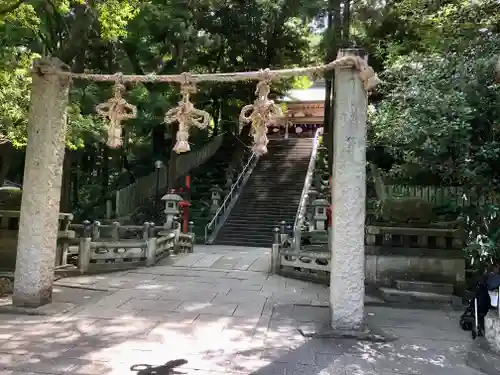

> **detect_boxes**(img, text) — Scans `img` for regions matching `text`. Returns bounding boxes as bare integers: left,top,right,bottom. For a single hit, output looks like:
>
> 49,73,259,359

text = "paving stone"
175,301,237,316
0,247,488,375
6,355,81,374
225,289,273,300
223,271,269,281
120,298,182,312
173,254,209,267
63,359,132,375
214,290,268,305
233,256,262,271
159,290,218,303
190,254,224,268
2,371,59,375
52,287,110,305
247,256,271,272
290,305,330,322
233,303,266,318
91,292,133,308
232,279,265,291
210,256,244,270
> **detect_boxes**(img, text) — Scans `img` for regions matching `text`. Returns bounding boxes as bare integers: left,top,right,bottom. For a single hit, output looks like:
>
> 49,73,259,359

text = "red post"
185,175,191,232
179,200,191,233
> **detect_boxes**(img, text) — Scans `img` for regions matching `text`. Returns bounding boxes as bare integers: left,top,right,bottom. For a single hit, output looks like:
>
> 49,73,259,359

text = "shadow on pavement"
130,359,188,375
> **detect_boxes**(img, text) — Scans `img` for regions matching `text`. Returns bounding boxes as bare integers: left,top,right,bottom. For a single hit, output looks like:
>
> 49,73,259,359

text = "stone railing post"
280,220,286,234
329,48,368,331
91,221,101,241
78,220,92,274
280,220,287,243
111,221,120,241
271,227,281,274
13,58,71,308
145,222,157,266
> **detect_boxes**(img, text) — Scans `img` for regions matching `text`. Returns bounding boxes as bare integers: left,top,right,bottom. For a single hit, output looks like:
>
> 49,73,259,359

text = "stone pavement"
0,245,485,375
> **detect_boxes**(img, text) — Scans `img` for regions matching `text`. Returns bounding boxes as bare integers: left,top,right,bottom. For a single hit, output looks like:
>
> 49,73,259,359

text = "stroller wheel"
460,316,473,331
461,321,473,331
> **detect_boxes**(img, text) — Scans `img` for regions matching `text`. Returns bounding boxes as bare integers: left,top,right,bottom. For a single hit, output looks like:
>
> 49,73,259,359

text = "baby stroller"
460,273,500,339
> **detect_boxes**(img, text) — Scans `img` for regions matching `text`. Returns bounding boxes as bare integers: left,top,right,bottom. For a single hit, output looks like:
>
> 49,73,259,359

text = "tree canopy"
1,0,500,264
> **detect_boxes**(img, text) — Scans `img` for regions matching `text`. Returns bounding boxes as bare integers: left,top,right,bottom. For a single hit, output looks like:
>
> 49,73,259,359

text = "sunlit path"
0,245,483,375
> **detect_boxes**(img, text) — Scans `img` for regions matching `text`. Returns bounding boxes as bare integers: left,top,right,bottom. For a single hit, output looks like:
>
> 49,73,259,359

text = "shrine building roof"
278,79,326,103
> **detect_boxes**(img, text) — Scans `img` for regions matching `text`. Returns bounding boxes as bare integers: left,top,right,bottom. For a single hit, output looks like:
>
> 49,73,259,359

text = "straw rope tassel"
164,74,211,154
239,69,283,156
95,77,137,148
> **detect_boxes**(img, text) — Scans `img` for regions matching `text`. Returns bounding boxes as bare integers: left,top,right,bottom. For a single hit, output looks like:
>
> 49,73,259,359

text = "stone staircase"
213,138,313,247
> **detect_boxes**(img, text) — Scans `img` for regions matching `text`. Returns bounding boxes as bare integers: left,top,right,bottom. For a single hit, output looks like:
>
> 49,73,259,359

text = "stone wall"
275,225,465,292
365,225,465,291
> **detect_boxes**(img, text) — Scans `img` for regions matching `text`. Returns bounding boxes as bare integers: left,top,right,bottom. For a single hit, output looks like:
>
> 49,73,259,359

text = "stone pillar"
329,49,368,330
13,58,70,308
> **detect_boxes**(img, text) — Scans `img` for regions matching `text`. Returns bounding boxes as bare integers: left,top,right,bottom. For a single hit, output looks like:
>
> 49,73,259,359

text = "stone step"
395,280,454,295
227,212,296,220
242,188,304,194
230,205,298,213
213,235,273,247
214,137,313,247
213,230,274,238
379,287,460,309
221,224,287,232
225,217,294,225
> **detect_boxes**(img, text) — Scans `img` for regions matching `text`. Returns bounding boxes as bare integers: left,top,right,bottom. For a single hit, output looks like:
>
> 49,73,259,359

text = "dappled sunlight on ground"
0,247,484,374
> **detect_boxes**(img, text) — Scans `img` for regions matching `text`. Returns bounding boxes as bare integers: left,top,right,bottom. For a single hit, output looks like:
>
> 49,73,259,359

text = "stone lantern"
210,185,224,214
161,191,182,229
311,198,329,231
224,168,234,195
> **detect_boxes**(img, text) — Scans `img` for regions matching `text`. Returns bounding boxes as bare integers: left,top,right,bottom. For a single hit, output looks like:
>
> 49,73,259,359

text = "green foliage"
462,205,500,269
366,0,500,267
0,0,322,215
370,33,500,187
0,47,34,147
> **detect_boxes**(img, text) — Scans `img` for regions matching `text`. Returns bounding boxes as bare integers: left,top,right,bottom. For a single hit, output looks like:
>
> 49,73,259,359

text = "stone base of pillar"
298,320,397,343
466,338,500,375
0,300,75,316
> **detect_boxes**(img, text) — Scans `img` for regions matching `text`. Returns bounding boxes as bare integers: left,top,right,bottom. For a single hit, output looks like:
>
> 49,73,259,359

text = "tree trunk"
102,145,109,197
60,149,72,212
167,42,185,190
0,142,12,186
342,0,351,46
167,122,179,190
72,154,80,208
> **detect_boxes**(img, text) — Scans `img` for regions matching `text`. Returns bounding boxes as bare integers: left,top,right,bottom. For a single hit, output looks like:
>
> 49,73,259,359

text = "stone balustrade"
271,223,466,290
0,209,75,269
69,220,194,273
0,210,195,275
364,225,465,290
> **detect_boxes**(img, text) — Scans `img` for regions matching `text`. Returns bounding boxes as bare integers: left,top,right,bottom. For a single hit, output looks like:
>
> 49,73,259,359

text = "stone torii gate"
11,49,379,331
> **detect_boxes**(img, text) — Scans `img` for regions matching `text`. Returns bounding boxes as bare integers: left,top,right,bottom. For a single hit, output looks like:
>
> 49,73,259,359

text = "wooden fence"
386,185,500,207
115,135,224,218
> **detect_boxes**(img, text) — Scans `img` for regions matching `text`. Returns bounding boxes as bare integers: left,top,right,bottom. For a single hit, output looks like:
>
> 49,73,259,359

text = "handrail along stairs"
204,151,258,244
292,127,323,250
